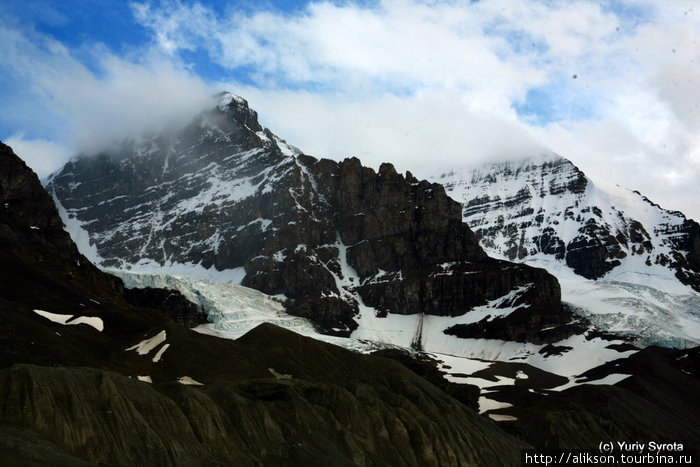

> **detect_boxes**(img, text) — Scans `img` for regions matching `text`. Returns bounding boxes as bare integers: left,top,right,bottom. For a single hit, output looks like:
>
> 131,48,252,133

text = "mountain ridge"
3,102,700,463
431,152,700,290
48,92,565,340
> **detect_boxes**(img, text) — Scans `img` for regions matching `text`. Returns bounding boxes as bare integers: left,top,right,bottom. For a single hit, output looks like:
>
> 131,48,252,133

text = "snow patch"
126,330,167,355
178,376,204,386
478,396,513,414
488,414,518,422
51,193,103,265
33,309,104,332
152,343,170,363
553,373,631,391
268,368,293,380
274,135,302,157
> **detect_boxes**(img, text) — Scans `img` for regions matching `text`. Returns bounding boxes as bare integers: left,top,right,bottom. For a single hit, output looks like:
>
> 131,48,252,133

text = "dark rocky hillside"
494,346,700,451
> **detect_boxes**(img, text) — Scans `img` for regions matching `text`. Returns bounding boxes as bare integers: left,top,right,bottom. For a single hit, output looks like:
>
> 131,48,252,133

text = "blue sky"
1,0,700,220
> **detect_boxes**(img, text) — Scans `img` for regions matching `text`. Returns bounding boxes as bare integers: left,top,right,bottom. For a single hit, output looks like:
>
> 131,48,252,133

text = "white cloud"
231,86,546,174
534,117,700,220
131,0,700,218
133,0,548,104
2,0,699,221
4,136,72,180
58,54,216,154
0,17,215,171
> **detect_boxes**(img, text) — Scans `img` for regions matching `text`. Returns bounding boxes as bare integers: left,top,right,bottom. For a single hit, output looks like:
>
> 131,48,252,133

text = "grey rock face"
435,154,700,291
49,94,563,336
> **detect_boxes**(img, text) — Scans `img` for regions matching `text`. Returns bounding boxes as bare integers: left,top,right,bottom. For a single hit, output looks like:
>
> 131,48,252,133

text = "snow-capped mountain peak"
433,153,700,291
217,91,247,109
428,153,700,347
48,93,564,339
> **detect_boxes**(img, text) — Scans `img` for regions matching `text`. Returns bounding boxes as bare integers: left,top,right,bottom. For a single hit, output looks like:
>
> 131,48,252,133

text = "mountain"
48,93,564,341
2,139,536,466
43,92,698,384
430,153,700,348
4,102,700,463
432,153,700,287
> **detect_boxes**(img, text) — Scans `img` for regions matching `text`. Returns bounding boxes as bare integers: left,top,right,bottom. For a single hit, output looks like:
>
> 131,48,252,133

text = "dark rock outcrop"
0,142,121,297
123,287,208,328
444,302,584,344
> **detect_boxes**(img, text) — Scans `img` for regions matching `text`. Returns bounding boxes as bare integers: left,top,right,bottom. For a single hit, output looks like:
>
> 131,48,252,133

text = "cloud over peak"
1,0,699,219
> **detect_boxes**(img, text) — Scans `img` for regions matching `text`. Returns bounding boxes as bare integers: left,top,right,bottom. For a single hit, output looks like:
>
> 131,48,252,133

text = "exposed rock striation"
0,326,531,467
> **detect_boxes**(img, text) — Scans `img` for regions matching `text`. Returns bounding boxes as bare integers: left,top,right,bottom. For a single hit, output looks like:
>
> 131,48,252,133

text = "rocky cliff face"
48,93,563,338
0,142,205,334
432,153,700,292
0,142,106,285
123,286,208,328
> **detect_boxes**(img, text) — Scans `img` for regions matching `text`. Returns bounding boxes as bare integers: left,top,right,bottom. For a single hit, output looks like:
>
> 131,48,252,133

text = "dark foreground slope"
0,325,528,467
0,141,530,465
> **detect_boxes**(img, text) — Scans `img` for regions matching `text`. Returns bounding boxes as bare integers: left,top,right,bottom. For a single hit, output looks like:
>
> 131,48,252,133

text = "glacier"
113,269,639,410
